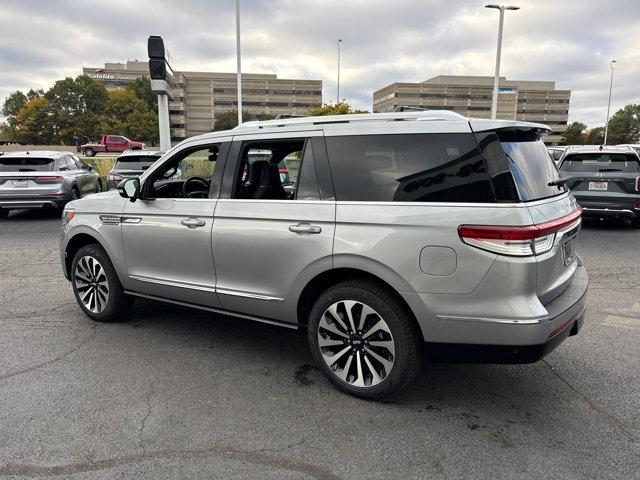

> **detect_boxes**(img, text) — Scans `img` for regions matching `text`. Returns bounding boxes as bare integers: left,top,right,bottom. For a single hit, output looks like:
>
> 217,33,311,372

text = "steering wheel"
182,176,210,198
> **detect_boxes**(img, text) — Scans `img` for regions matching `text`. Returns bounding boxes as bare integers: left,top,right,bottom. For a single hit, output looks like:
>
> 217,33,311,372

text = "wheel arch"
296,266,424,341
63,227,126,285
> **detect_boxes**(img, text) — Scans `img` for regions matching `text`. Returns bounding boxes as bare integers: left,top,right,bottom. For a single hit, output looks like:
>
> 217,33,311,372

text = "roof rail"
233,110,467,130
393,106,427,112
275,113,306,119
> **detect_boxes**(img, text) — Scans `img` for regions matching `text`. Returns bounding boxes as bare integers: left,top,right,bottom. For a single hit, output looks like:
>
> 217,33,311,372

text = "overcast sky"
1,0,638,127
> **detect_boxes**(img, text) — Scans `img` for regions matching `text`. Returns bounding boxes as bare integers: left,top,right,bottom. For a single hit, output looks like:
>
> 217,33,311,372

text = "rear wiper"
598,168,621,172
548,177,571,187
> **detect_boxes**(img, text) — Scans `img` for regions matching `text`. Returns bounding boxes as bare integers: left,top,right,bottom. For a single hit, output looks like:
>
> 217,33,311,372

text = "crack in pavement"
0,441,340,479
0,325,98,382
138,383,155,452
542,359,639,443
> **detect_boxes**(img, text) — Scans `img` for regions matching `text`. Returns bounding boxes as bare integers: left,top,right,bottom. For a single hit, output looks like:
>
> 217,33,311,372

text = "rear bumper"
423,265,588,364
573,193,639,219
581,207,637,219
0,197,67,209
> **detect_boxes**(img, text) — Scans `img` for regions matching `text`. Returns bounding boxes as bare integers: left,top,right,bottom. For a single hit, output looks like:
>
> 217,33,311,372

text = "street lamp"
337,39,342,104
603,60,616,145
485,4,520,120
236,0,242,125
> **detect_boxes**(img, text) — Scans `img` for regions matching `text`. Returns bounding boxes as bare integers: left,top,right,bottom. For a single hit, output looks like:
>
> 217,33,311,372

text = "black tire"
84,148,96,157
70,186,80,201
71,243,134,322
96,180,102,193
0,209,8,219
307,280,423,400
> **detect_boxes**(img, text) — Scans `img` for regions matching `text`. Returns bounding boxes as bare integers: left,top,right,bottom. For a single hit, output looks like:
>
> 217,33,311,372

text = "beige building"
83,61,322,141
373,75,571,144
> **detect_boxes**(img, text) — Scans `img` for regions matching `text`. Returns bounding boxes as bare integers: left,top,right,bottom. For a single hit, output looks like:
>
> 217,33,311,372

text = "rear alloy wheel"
71,244,133,322
308,281,423,399
84,148,96,157
96,180,102,193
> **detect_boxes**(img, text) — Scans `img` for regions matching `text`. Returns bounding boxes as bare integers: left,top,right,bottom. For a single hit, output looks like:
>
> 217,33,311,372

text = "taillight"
35,176,63,183
458,210,582,257
635,176,640,192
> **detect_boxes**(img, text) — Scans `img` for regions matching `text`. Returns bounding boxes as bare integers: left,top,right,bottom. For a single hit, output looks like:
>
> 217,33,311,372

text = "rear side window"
494,130,565,201
560,153,640,173
0,157,55,172
325,133,495,203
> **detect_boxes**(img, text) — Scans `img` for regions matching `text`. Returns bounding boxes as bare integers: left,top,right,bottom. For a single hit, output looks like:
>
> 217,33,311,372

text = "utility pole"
603,60,616,145
337,39,342,103
236,0,242,125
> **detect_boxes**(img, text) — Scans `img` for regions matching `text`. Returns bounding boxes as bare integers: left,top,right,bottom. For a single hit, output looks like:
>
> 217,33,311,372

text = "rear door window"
560,153,640,172
325,133,495,203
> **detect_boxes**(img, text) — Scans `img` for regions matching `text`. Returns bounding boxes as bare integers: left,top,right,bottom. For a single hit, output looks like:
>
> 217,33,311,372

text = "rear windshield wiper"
548,177,571,187
598,168,621,172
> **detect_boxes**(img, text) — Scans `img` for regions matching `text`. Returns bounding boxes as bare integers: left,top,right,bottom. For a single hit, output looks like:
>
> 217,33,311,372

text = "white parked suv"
60,111,588,399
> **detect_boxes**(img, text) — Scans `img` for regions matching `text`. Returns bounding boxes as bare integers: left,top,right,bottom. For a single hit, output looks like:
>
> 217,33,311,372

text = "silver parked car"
60,111,588,399
106,150,163,190
0,151,101,218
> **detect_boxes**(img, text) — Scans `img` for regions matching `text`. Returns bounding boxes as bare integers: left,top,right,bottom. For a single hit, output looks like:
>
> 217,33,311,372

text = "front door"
121,140,229,307
212,133,335,324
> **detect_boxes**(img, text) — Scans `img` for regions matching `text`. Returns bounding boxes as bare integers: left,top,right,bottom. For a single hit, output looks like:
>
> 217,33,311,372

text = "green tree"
14,97,54,144
584,127,605,145
126,109,159,145
606,104,640,144
2,91,28,119
127,77,158,111
26,89,44,101
560,122,586,145
213,110,275,131
308,102,368,116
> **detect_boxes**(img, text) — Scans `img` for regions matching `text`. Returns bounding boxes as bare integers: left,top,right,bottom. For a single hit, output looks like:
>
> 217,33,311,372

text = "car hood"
66,190,125,213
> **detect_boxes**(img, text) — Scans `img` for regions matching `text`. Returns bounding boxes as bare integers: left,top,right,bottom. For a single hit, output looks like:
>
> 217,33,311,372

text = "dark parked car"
0,151,101,218
558,145,640,224
106,150,163,190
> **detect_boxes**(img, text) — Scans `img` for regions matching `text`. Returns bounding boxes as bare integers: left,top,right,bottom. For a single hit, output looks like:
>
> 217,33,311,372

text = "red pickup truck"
80,135,145,157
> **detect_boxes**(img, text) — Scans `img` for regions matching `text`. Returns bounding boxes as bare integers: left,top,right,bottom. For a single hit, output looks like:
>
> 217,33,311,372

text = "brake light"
636,176,640,192
35,176,63,183
458,210,582,257
279,169,289,174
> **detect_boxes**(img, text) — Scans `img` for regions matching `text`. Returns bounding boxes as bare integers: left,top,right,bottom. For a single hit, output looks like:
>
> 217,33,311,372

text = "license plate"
562,241,574,266
12,180,28,188
588,181,608,191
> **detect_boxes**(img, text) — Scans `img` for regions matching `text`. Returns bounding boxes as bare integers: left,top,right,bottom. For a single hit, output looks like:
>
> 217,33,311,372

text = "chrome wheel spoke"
352,351,365,387
343,300,357,333
364,355,383,384
326,304,349,333
367,339,395,357
322,345,351,366
362,318,391,339
358,305,377,332
335,353,354,382
319,315,348,339
318,336,345,348
364,346,394,373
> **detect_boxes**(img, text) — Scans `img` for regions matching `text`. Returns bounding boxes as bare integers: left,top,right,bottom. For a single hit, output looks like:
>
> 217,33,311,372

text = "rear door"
559,152,640,211
212,131,335,324
475,128,580,305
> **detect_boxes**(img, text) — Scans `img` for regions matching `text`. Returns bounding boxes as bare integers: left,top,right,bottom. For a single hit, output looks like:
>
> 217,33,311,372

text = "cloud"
0,0,638,128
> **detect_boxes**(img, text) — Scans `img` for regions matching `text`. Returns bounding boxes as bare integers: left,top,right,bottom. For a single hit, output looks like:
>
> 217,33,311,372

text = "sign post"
148,36,172,152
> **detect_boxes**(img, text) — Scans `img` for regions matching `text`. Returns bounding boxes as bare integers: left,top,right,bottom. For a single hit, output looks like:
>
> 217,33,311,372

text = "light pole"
603,60,616,145
485,4,519,120
236,0,242,125
337,39,342,104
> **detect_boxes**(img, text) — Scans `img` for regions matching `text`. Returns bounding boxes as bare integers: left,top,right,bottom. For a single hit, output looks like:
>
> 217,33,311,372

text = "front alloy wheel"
74,255,110,313
318,300,395,388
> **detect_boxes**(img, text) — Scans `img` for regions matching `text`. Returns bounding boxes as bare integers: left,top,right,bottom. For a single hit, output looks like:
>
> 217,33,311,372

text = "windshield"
560,153,640,173
496,130,565,201
113,156,159,171
0,157,55,172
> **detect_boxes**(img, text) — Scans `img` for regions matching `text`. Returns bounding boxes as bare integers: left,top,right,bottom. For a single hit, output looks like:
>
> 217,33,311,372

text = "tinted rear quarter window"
325,133,495,203
560,153,640,172
114,156,159,170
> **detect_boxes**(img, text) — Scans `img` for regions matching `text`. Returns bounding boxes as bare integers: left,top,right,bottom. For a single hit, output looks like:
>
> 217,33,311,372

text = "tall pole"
236,0,242,125
337,39,342,104
603,60,616,145
485,5,519,120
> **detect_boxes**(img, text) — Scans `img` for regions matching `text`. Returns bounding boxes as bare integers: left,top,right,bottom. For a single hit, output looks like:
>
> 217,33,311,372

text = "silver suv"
60,111,588,399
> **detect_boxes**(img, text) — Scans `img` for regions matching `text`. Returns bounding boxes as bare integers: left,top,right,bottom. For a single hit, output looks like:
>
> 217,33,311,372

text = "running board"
123,290,299,330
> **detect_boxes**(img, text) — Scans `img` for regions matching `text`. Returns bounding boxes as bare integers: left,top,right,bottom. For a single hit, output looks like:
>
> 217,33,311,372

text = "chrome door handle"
181,218,206,229
289,223,322,235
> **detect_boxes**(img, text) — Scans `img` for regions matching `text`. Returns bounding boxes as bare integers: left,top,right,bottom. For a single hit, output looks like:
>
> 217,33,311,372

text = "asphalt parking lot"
0,209,638,479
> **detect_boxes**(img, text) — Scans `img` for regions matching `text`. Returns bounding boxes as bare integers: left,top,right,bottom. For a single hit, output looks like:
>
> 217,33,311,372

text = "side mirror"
118,178,140,202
